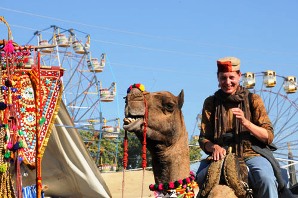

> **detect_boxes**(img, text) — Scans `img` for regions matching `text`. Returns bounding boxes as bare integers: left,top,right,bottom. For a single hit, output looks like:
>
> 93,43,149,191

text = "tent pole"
36,51,42,198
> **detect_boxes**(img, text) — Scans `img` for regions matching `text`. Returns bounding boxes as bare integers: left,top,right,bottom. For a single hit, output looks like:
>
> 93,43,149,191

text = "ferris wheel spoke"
63,55,87,89
274,111,298,141
66,81,97,106
74,98,101,123
275,118,298,136
274,105,298,142
80,71,97,84
266,90,281,114
275,140,298,152
258,89,298,146
274,151,289,158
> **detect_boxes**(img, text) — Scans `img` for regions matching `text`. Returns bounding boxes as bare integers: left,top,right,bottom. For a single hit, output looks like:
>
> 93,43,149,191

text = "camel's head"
123,84,186,150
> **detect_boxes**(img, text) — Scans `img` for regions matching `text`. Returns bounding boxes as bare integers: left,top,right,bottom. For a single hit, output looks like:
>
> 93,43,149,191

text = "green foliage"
79,129,98,160
117,130,152,170
79,128,121,168
189,136,202,162
79,128,152,170
100,137,120,165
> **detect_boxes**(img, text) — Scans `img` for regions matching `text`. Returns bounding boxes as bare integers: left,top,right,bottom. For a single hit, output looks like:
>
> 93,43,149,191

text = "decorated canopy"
21,102,112,198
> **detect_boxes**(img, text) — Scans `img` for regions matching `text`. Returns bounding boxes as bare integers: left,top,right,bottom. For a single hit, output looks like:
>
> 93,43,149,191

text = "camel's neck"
151,135,190,184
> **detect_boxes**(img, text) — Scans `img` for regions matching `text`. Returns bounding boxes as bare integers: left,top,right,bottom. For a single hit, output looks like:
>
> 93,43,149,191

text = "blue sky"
1,1,298,147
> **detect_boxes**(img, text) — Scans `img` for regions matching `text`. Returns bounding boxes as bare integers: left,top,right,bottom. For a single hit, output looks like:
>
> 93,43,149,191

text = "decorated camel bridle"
122,83,148,198
122,84,197,198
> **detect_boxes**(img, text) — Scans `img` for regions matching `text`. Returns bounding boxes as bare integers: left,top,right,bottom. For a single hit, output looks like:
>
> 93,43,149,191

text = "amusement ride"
26,25,121,170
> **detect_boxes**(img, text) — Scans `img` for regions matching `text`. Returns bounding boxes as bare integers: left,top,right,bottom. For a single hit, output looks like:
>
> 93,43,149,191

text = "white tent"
21,102,112,198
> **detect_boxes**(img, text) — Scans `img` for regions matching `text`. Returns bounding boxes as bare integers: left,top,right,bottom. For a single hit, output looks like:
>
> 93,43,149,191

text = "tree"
189,135,202,162
117,129,152,170
79,128,121,168
79,128,98,161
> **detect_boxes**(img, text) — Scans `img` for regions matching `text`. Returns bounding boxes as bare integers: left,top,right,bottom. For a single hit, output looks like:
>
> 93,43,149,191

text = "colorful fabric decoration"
0,42,63,197
22,66,63,166
0,51,63,165
127,83,145,93
22,185,45,198
149,172,198,198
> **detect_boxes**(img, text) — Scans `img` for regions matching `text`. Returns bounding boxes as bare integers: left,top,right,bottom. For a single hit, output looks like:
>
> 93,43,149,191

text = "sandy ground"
101,170,155,198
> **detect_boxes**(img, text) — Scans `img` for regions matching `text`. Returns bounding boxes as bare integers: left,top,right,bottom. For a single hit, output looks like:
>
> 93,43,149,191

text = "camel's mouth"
123,116,144,131
123,117,140,124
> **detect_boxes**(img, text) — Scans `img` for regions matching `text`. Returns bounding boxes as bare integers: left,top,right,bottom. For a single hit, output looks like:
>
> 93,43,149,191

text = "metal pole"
288,142,297,187
96,111,103,166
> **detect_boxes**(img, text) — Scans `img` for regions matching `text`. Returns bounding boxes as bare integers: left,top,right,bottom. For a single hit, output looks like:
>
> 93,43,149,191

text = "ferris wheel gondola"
87,53,106,73
101,118,120,139
37,33,55,54
100,81,116,102
56,33,70,47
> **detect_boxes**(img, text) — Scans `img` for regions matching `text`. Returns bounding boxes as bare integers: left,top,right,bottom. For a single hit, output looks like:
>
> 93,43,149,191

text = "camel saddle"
199,153,252,198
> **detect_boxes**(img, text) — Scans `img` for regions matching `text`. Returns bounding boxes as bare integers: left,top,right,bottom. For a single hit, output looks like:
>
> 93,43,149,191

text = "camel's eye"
164,102,175,112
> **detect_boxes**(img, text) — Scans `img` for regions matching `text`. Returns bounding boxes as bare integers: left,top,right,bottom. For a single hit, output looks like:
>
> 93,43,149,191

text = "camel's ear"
178,89,184,109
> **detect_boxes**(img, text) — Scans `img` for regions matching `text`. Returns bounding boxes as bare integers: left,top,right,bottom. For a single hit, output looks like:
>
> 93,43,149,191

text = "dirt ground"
101,170,155,198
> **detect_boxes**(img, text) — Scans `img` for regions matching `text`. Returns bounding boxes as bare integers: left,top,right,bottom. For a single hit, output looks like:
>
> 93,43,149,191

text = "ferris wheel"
241,70,298,180
26,25,120,138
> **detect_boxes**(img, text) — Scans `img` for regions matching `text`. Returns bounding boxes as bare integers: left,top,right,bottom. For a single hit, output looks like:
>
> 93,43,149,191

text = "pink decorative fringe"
3,40,15,54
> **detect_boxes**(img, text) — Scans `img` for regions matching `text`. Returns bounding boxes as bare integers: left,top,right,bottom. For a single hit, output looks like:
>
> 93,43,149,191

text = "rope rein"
141,95,148,198
121,130,128,198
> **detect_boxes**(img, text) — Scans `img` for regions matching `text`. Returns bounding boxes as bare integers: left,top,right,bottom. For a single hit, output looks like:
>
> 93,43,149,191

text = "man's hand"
231,107,269,143
231,108,250,127
212,144,226,161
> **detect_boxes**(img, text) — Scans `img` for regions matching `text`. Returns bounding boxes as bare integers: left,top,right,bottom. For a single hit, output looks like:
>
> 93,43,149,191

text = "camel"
122,84,245,198
123,85,190,183
123,85,197,196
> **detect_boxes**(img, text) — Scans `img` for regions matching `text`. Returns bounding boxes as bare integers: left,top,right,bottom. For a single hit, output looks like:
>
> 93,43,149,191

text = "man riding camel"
192,56,294,198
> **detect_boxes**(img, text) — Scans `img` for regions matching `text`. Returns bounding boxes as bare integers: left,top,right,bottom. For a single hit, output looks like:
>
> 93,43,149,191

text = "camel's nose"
127,88,145,102
125,88,146,117
130,87,143,94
